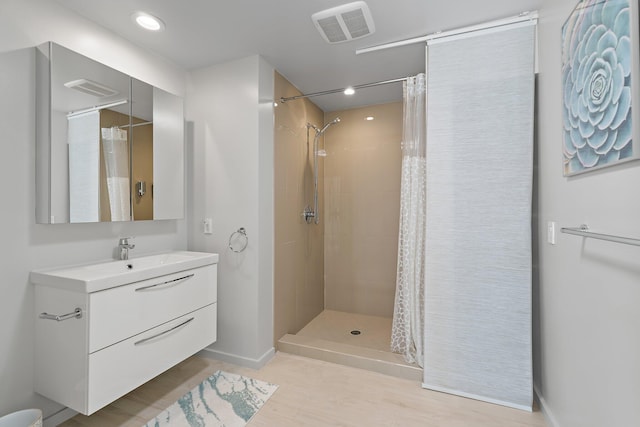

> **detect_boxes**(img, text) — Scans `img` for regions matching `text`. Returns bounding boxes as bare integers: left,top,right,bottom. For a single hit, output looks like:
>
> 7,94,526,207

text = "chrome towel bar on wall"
561,224,640,247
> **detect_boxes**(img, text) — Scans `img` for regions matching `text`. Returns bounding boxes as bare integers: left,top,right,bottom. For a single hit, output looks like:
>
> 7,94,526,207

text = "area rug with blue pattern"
143,370,278,426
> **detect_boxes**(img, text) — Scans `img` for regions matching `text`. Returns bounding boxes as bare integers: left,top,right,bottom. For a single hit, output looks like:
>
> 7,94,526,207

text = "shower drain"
350,330,361,335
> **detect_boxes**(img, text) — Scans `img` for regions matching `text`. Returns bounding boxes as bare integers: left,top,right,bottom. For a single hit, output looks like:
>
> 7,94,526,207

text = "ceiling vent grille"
64,79,119,97
312,1,375,44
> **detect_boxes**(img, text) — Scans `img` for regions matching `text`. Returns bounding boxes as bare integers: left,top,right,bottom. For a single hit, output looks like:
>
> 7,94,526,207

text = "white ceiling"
55,0,542,112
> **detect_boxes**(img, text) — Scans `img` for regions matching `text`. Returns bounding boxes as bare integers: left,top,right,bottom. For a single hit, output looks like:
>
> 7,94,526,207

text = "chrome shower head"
319,116,341,134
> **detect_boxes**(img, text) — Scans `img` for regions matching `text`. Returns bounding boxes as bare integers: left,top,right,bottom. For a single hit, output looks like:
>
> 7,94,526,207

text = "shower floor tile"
296,309,394,353
279,310,420,381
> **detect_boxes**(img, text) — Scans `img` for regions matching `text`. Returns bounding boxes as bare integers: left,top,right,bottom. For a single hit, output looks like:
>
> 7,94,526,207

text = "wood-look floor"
60,352,547,427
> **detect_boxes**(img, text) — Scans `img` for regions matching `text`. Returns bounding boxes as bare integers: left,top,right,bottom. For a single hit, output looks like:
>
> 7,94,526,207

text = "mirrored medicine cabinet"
36,42,184,224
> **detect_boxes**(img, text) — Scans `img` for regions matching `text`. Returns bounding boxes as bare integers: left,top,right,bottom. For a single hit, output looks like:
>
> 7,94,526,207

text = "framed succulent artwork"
562,0,639,175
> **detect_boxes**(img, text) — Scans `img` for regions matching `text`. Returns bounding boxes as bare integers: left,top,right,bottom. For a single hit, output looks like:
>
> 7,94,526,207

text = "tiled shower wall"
273,72,325,341
324,103,403,318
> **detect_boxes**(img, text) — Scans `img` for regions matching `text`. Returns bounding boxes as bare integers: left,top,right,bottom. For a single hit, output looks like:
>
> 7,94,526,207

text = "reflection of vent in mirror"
312,1,375,44
64,78,119,97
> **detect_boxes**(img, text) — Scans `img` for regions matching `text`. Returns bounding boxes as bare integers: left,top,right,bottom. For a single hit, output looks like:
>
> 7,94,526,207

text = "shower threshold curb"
277,334,422,381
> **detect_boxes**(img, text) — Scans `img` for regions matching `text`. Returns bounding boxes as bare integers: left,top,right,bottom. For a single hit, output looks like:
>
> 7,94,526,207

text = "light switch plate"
547,221,556,245
203,218,213,235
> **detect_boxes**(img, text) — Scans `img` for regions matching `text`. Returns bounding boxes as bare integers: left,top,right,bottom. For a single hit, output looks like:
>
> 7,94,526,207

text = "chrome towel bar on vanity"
39,307,83,321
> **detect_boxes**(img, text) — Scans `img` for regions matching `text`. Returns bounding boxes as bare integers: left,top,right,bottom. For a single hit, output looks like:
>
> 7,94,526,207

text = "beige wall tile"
274,72,325,342
273,241,296,339
276,81,403,328
324,102,403,318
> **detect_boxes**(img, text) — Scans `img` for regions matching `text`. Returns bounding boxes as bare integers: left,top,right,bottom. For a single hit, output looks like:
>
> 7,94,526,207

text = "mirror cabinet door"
37,42,132,223
36,42,184,224
130,79,185,221
151,86,184,220
130,79,154,220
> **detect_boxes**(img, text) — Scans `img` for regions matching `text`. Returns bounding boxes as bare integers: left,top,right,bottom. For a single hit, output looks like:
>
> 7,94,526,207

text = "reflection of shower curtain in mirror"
69,111,101,223
101,127,130,221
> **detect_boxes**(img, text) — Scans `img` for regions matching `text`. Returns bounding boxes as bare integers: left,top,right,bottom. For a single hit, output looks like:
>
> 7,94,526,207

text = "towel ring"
228,228,248,253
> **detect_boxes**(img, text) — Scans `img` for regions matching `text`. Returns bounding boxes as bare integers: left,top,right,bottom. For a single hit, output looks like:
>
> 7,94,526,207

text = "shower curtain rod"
278,76,408,103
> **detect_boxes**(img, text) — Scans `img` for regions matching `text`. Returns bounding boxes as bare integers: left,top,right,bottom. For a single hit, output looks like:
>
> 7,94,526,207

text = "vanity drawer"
88,264,217,352
87,302,217,415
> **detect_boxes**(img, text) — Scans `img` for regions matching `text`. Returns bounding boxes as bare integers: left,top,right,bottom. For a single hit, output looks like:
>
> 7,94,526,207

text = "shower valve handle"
302,206,315,224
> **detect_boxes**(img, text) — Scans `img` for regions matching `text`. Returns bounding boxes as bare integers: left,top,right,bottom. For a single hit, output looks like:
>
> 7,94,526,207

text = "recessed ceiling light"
365,116,374,121
344,87,355,95
132,12,165,31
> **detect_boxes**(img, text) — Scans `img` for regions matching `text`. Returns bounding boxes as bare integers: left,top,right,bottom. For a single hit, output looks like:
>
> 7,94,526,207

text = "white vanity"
31,251,218,415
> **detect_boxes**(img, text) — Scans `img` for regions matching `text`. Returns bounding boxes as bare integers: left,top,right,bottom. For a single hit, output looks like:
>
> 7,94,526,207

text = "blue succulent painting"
562,0,633,175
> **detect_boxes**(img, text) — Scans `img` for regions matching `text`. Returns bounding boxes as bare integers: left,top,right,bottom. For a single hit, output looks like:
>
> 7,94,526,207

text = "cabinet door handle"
134,317,195,346
135,273,194,292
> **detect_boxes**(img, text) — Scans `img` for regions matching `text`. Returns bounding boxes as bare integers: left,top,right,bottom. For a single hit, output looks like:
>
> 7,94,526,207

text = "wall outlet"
547,221,556,245
203,218,213,235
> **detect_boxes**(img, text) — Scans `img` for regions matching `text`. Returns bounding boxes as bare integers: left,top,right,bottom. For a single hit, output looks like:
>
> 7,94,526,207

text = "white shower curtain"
101,126,130,221
391,73,426,367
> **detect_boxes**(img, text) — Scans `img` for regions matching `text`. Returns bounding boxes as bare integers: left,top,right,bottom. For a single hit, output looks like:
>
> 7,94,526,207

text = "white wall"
536,1,640,425
0,0,184,95
186,56,275,367
0,0,187,419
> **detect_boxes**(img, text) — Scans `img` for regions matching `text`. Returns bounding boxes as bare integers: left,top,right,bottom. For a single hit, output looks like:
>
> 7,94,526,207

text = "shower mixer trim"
303,205,315,224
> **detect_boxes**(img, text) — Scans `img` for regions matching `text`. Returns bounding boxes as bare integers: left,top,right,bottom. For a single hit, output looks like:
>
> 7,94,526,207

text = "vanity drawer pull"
135,274,195,292
39,307,83,321
134,317,195,346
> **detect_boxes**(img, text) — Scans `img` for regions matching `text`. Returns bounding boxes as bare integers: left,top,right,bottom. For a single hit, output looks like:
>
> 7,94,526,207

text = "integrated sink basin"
30,251,219,292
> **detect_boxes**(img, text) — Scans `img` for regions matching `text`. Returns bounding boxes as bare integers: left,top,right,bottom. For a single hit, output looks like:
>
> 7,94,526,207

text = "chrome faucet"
118,237,135,260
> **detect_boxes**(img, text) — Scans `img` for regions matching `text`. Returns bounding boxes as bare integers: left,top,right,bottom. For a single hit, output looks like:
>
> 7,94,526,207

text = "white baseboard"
198,346,275,370
43,407,77,427
534,384,560,427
